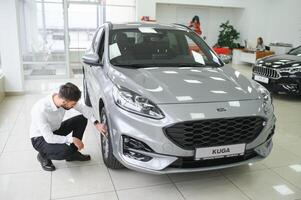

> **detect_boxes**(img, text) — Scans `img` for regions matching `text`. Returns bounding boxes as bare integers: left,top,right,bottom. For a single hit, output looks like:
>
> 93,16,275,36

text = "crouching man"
30,82,107,171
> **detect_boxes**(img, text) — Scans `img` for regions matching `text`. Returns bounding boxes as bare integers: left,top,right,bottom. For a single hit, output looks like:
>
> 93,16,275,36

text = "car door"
83,26,105,114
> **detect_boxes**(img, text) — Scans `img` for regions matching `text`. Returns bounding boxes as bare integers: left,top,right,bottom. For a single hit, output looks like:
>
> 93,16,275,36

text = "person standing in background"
189,15,202,35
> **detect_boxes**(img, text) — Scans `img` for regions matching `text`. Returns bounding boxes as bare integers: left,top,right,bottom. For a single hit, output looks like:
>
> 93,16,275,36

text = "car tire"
100,107,124,169
83,70,92,107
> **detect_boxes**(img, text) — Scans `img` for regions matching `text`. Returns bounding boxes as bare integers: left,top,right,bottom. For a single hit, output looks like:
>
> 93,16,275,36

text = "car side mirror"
82,52,103,67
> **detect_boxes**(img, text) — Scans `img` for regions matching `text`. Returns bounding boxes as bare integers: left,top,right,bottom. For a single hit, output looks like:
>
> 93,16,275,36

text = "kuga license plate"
195,144,246,160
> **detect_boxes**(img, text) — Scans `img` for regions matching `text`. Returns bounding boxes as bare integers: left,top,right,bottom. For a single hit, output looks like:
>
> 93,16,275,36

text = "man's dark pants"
31,115,88,160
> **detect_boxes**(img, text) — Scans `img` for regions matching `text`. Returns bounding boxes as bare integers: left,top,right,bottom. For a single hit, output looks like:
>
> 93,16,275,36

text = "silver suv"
82,22,276,174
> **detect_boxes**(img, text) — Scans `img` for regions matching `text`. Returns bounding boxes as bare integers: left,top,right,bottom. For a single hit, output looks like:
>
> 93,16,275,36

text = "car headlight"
279,66,301,74
251,80,273,114
112,85,165,119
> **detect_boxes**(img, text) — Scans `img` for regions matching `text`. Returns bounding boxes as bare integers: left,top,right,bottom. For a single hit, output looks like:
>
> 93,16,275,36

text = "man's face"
61,100,77,110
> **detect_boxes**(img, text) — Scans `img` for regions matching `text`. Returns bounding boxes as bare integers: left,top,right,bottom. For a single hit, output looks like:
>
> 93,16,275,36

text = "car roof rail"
172,23,192,31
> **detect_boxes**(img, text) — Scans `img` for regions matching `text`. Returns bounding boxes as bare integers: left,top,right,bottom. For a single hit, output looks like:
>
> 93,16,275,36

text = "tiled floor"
1,64,301,200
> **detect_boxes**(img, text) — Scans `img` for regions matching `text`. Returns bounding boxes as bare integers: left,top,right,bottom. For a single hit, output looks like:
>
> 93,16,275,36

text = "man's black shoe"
66,151,91,162
37,153,56,171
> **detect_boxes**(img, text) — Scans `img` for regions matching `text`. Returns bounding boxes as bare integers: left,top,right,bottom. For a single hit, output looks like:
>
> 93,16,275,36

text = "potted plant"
217,20,240,49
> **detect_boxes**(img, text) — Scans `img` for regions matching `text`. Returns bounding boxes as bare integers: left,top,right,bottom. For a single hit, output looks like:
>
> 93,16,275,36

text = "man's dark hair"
58,82,81,101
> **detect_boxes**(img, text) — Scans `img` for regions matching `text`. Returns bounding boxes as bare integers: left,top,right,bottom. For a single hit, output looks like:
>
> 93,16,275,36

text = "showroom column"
0,0,24,93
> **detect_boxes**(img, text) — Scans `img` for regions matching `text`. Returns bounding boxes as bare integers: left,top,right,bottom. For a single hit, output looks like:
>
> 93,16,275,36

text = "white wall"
137,0,301,47
156,4,243,47
265,0,301,47
0,0,24,93
238,0,301,48
0,74,4,102
136,0,246,21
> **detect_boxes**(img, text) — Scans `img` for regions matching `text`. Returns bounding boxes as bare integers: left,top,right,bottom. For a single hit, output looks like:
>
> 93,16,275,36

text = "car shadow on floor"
272,94,301,102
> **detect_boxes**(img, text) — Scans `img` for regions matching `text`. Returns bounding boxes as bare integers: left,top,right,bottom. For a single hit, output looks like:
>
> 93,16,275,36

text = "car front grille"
253,65,280,79
164,117,265,150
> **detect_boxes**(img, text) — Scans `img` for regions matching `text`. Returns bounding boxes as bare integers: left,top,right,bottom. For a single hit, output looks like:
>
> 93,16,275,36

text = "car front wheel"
100,107,124,169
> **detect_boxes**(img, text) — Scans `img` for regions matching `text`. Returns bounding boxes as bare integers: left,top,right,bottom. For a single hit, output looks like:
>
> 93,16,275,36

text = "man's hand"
95,122,107,137
73,137,84,150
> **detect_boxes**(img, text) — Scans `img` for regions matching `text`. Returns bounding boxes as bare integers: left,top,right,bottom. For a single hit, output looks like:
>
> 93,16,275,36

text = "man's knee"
71,115,88,140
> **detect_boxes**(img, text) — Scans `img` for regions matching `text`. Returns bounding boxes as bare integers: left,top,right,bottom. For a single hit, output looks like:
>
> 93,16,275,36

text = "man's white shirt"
30,94,97,144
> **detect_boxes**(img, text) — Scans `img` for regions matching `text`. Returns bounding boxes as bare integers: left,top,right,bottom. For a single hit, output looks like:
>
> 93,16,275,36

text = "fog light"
123,136,153,162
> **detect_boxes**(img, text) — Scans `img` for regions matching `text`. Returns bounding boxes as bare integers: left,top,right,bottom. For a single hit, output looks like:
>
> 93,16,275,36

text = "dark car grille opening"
170,150,258,169
253,65,280,79
164,117,265,150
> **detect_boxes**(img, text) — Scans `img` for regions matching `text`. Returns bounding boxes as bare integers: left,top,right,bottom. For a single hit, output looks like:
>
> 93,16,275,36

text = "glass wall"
67,2,104,77
19,0,67,78
19,0,136,79
68,0,136,76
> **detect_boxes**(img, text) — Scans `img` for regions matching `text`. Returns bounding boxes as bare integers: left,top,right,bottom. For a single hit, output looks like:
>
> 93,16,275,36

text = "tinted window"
108,28,222,67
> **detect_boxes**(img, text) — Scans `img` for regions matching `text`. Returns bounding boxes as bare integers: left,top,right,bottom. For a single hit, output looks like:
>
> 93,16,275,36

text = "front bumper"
120,139,273,174
106,99,276,174
252,73,301,95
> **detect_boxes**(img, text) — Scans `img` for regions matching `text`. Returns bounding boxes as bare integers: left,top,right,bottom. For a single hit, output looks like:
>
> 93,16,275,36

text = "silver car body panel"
83,23,276,174
109,65,260,104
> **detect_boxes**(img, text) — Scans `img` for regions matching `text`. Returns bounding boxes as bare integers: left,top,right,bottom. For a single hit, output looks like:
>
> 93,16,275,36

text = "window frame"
92,26,104,52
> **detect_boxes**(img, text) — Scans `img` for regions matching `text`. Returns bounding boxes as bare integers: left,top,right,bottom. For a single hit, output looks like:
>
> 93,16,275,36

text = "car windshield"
288,46,301,56
108,28,222,68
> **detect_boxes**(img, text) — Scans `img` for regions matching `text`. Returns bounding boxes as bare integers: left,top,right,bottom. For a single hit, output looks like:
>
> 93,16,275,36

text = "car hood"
108,65,260,104
259,54,301,68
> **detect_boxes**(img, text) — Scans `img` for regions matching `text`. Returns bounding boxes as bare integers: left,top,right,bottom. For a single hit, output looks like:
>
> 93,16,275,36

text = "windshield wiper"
176,63,206,67
113,63,221,68
113,64,159,68
178,63,223,68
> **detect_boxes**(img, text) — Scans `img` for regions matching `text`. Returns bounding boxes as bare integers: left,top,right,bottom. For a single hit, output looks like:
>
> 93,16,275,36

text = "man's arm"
74,101,107,136
73,101,97,123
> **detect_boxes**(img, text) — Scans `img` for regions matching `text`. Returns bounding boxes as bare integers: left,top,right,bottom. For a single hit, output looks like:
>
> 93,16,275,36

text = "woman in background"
189,15,202,35
256,37,265,51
